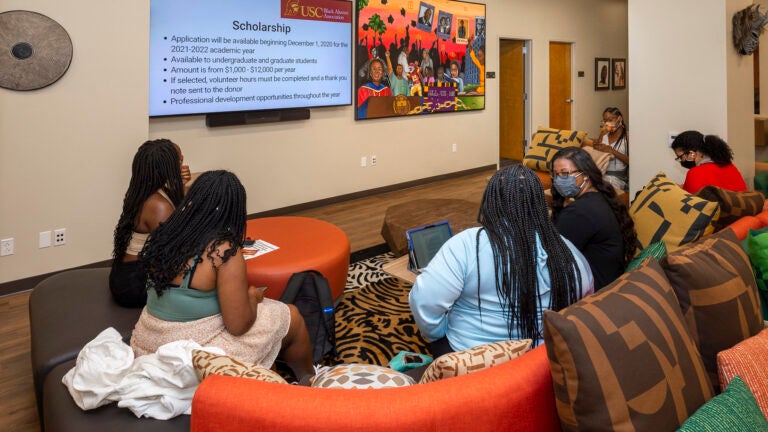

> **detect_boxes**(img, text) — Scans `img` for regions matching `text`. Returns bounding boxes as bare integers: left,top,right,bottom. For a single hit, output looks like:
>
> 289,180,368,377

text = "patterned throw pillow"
191,350,287,384
543,259,713,432
625,240,667,271
695,186,765,231
629,172,720,254
581,145,614,175
522,127,587,172
418,339,533,384
310,364,415,389
660,229,763,387
717,329,768,418
678,376,768,431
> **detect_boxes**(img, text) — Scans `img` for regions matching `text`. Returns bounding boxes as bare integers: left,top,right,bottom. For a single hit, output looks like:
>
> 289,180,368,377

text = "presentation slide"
149,0,352,117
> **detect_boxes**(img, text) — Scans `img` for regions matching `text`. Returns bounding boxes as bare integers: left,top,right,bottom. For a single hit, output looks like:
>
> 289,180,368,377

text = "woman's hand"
247,285,264,312
593,142,613,153
181,164,192,184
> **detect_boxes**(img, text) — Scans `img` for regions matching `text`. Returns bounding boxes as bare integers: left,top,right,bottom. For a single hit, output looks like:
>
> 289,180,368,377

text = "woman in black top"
550,147,637,290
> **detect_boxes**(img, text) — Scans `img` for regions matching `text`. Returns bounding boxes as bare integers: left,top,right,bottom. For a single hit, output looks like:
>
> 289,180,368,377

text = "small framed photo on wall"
595,58,610,90
612,58,626,90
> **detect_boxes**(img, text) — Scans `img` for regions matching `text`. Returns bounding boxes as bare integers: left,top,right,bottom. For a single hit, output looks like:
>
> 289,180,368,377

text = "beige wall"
0,0,627,284
628,0,755,196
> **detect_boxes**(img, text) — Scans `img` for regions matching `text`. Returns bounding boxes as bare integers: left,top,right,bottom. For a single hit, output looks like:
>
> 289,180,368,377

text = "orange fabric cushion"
244,217,350,301
191,345,560,432
717,328,768,419
725,215,763,241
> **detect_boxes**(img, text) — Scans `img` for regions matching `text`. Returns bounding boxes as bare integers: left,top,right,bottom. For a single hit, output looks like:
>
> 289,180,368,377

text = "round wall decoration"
0,10,73,91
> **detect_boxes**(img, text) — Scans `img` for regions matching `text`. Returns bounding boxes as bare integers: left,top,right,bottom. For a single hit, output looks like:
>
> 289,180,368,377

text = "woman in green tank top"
131,170,314,380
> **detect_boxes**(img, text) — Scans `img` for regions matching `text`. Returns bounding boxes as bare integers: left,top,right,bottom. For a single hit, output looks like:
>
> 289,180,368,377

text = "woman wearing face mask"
550,147,637,291
671,130,747,194
586,107,629,192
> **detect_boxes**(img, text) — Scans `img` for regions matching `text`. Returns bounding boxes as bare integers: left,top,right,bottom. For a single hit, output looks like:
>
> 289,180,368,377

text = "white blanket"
62,327,224,419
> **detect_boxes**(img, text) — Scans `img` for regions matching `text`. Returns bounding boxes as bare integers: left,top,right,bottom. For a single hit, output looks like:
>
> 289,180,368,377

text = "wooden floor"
0,167,494,432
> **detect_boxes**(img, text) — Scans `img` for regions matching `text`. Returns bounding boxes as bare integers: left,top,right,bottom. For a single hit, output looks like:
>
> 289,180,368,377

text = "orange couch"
191,345,561,432
188,213,768,432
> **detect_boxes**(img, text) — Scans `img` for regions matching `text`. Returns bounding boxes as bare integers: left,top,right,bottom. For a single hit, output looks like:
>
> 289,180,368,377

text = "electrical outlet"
54,228,66,246
1,238,14,256
452,143,457,152
39,231,52,248
360,156,367,167
370,155,377,166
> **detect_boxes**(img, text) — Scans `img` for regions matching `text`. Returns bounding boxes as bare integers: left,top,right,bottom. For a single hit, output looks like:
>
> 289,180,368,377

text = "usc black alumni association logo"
281,0,351,23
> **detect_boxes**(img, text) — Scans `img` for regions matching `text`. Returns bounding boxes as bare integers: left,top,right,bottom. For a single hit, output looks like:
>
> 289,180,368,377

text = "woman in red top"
671,130,747,194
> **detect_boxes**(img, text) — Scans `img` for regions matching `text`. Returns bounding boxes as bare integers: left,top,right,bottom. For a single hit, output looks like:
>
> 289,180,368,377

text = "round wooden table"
245,216,350,302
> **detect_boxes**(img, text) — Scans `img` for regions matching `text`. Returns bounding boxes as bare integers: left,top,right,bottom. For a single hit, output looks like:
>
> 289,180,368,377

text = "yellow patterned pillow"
418,339,532,384
191,350,287,384
523,127,587,172
629,172,720,254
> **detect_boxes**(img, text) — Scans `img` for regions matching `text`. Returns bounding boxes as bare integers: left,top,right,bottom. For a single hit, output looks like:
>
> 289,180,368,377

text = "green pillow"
626,241,667,271
677,376,768,431
747,228,768,291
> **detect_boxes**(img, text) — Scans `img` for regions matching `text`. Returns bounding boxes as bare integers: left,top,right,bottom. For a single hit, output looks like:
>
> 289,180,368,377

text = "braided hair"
139,170,246,296
477,165,583,343
550,147,638,266
112,139,184,265
671,130,734,166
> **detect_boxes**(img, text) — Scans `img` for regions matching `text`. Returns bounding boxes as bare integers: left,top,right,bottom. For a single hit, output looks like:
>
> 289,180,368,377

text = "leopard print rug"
332,253,430,366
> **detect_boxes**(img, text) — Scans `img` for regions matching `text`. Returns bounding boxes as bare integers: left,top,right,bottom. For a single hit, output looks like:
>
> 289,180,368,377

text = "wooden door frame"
498,38,532,163
548,40,575,130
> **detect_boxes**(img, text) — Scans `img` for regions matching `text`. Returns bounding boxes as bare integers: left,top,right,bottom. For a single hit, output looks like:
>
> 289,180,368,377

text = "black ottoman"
29,268,143,421
43,359,190,432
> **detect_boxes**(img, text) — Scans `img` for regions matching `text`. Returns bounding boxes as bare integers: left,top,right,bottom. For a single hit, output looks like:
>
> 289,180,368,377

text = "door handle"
565,98,574,103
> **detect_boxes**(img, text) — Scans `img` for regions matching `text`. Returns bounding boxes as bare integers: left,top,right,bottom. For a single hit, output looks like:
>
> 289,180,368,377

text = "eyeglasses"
552,170,582,180
674,152,690,161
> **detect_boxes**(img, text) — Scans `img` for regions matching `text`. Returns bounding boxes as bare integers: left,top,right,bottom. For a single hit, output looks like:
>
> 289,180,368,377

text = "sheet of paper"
242,239,279,260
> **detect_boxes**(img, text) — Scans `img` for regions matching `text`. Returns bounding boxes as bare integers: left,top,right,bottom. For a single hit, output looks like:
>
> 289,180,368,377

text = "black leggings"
429,336,455,357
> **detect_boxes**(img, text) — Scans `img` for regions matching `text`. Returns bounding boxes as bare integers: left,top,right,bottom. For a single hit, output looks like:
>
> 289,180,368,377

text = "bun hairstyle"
671,130,734,166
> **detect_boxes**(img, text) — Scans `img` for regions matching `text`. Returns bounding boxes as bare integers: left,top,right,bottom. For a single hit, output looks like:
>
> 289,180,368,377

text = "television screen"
149,0,353,117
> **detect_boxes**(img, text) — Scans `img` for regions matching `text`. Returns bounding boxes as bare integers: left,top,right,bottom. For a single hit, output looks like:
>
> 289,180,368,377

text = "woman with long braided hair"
110,139,190,308
130,170,313,380
409,165,593,355
550,147,637,290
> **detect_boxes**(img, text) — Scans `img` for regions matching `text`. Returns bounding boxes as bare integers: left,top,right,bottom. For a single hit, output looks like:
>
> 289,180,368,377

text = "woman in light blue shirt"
409,165,594,354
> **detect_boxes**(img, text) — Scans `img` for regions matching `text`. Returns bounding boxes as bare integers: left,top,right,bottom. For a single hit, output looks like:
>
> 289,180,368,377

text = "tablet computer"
406,220,453,274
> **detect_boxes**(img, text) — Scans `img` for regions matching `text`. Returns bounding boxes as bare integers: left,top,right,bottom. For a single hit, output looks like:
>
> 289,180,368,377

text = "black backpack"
279,270,337,363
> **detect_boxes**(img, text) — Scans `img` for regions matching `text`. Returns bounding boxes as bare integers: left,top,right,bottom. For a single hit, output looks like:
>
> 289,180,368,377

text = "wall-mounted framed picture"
355,0,486,120
612,58,626,90
595,58,610,91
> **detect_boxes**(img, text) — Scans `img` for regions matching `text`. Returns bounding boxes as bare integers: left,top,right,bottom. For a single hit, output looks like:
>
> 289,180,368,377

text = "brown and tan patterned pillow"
717,329,768,418
659,228,763,387
695,186,766,231
543,259,713,432
523,127,587,172
191,350,287,384
418,339,533,384
310,364,415,389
